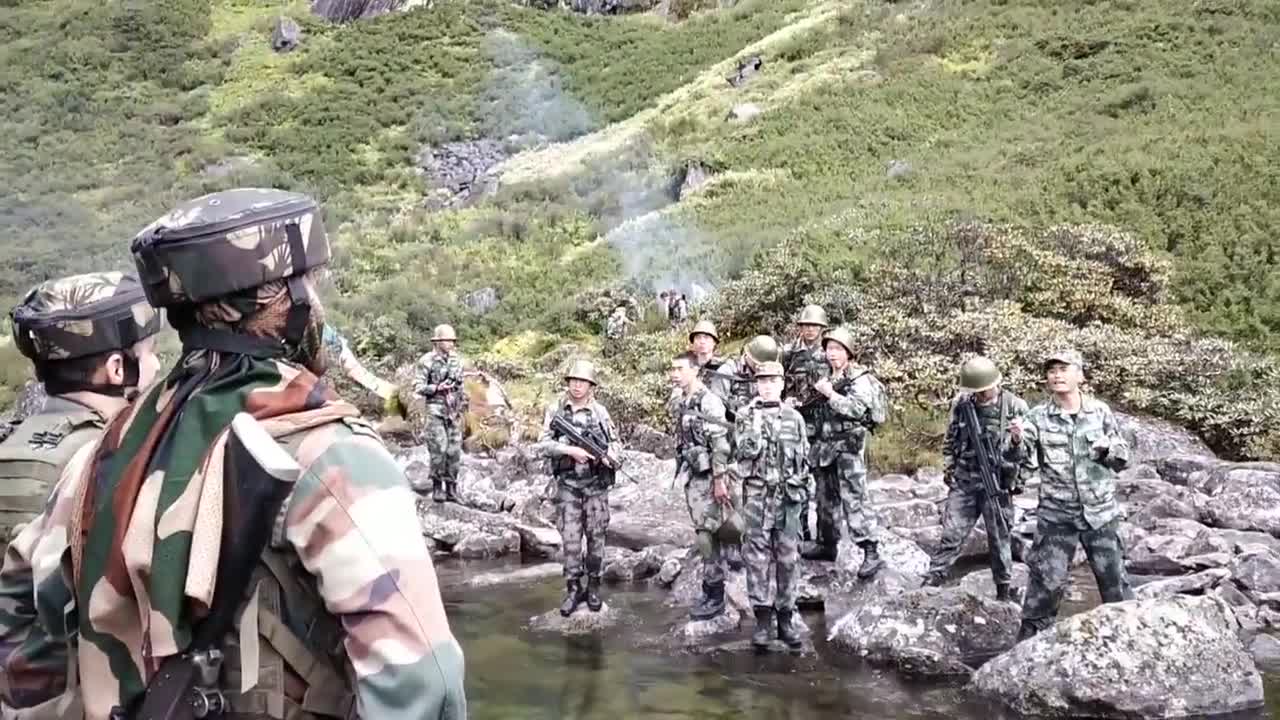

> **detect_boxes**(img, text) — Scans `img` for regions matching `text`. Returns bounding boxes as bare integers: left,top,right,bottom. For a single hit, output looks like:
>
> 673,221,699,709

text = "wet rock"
878,499,939,530
455,529,521,558
514,522,561,560
1202,463,1280,534
1248,634,1280,672
465,563,563,589
727,103,762,123
603,546,670,583
529,605,625,634
886,159,912,179
828,587,1019,676
957,563,1030,600
461,287,499,315
1134,568,1230,599
416,139,508,209
803,559,923,619
1231,548,1280,595
657,557,684,587
676,160,714,200
271,16,301,52
672,609,742,645
726,54,763,87
970,596,1263,718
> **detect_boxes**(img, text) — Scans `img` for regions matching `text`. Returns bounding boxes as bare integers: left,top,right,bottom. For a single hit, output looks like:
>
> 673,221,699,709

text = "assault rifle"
959,397,1010,538
115,414,300,720
549,414,637,484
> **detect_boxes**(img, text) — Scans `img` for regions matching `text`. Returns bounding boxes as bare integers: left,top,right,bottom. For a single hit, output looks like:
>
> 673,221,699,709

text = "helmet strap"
282,223,312,350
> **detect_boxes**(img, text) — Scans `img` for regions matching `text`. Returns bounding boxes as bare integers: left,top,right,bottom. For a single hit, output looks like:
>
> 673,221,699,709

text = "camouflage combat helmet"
688,319,719,343
754,360,784,378
11,272,163,363
564,359,598,385
797,304,829,327
131,188,329,308
744,335,780,365
432,324,458,342
958,356,1002,393
822,326,856,355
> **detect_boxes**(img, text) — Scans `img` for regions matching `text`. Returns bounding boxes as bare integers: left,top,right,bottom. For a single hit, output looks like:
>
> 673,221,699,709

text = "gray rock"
513,522,561,560
1116,412,1214,465
878,499,940,530
1133,568,1230,599
727,103,762,123
1215,528,1280,556
416,140,508,209
417,497,519,549
677,160,713,200
529,604,625,634
970,595,1264,718
957,563,1030,600
624,424,676,459
886,159,912,179
657,557,684,587
1179,552,1232,571
602,546,665,583
867,474,915,504
1248,634,1280,672
671,608,742,645
454,529,521,558
1152,454,1219,487
912,480,947,502
828,587,1020,676
271,15,302,52
460,287,499,315
726,54,763,87
310,0,419,21
1231,548,1280,595
464,563,563,589
1202,464,1280,534
605,459,692,549
1129,493,1201,529
199,155,258,180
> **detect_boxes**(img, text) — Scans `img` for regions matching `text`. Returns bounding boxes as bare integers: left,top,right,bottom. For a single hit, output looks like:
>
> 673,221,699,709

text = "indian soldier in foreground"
735,361,808,651
1017,349,1133,641
21,189,465,720
537,360,622,616
414,323,467,503
806,326,888,577
924,356,1028,601
0,273,163,716
783,304,829,545
670,351,735,620
321,322,402,414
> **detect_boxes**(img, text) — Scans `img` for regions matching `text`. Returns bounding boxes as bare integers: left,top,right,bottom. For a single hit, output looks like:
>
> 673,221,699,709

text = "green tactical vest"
0,396,105,542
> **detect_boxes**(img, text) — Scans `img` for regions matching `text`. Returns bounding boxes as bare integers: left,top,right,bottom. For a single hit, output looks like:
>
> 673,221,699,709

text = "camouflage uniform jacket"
735,400,808,488
538,397,620,497
605,311,629,340
781,339,828,424
811,365,887,466
673,387,731,480
723,359,758,422
696,356,734,409
1021,394,1130,529
0,417,466,720
943,390,1030,492
413,350,465,419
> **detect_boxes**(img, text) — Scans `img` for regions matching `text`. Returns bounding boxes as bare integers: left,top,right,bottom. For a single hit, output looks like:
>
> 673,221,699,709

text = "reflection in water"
441,560,1277,720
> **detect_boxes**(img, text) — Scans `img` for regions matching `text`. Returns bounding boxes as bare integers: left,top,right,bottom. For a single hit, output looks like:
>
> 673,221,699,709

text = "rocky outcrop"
310,0,426,22
676,160,713,200
460,287,500,315
416,140,508,209
971,596,1264,718
828,587,1019,676
606,455,692,549
271,16,301,52
726,103,762,123
523,0,660,14
1115,411,1215,464
1201,463,1280,535
529,605,626,634
725,55,762,87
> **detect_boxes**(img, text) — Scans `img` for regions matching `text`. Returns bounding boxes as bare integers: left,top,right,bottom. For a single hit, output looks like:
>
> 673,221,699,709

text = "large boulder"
877,499,940,530
828,587,1020,676
970,595,1264,718
310,0,424,22
605,454,692,549
1125,518,1218,575
1153,453,1219,487
1201,463,1280,535
957,563,1030,600
798,535,928,616
1230,547,1280,595
1133,568,1231,599
271,16,301,52
1115,411,1214,465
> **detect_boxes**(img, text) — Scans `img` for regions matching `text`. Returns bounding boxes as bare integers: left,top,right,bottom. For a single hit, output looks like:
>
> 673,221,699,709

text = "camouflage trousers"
742,482,802,610
814,452,876,547
423,411,462,485
1021,516,1134,632
928,485,1016,584
556,490,610,581
685,472,736,585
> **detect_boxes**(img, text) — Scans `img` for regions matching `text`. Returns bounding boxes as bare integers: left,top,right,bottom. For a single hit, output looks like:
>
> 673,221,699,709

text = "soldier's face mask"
757,376,783,402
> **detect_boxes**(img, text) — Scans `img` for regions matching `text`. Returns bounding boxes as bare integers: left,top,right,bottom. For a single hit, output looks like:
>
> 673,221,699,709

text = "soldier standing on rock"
783,304,829,544
413,323,468,503
1016,349,1134,641
670,350,735,621
735,361,808,651
537,360,621,617
924,356,1029,602
804,326,889,579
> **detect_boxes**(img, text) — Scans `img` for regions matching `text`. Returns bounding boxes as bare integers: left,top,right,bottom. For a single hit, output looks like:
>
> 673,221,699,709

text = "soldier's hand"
1008,417,1024,444
1090,436,1111,460
712,476,731,505
814,378,834,397
565,446,594,463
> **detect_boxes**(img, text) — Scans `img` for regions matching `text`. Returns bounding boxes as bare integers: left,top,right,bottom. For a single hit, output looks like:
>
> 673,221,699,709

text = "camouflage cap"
1043,348,1084,369
754,360,784,378
130,188,329,307
11,272,163,361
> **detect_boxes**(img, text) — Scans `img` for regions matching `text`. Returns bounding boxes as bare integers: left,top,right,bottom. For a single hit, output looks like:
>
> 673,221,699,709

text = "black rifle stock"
959,398,1010,538
122,413,300,720
549,414,636,484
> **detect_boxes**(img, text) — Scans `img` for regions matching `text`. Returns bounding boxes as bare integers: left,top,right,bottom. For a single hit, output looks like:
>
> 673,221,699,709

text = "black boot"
560,580,584,617
800,542,837,562
776,608,802,650
996,583,1021,604
431,478,446,503
752,606,774,649
586,575,603,612
856,540,885,579
690,580,726,621
724,544,745,572
923,569,948,587
444,481,459,503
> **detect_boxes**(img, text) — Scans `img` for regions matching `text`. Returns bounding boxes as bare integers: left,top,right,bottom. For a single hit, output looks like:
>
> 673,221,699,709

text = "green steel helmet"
564,359,598,385
744,335,780,365
688,319,719,343
130,188,330,308
822,326,856,356
754,360,784,378
432,324,458,342
11,272,163,362
958,356,1002,393
797,304,828,327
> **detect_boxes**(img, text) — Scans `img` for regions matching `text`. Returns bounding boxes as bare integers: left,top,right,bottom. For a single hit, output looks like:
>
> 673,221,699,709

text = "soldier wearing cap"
782,304,829,543
734,360,808,651
0,273,164,717
924,356,1029,602
806,326,889,578
413,323,468,503
537,359,621,616
1016,349,1133,641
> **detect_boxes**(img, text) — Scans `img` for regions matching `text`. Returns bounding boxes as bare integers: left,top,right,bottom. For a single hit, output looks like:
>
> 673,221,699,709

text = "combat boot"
444,481,460,504
724,544,745,572
751,606,774,649
586,575,604,612
560,580,585,617
800,542,837,562
690,580,726,621
775,609,803,650
856,540,885,579
431,478,446,503
996,583,1021,604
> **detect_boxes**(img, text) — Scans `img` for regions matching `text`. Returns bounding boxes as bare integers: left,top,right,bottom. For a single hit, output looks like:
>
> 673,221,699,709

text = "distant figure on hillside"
603,304,633,357
668,292,689,329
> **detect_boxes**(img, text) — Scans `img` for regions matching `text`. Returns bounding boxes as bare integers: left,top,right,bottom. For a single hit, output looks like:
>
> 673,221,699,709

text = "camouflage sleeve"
1018,409,1042,483
827,376,873,420
0,512,53,707
598,405,623,466
1002,396,1031,464
412,354,436,398
285,433,466,720
701,395,731,477
1099,402,1130,471
534,402,573,458
733,408,760,460
942,399,960,479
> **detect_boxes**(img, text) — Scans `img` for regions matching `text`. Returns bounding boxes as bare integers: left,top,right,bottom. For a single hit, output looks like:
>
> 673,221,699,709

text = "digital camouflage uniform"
735,399,808,613
1018,393,1133,638
928,390,1029,587
810,364,888,554
539,397,619,595
782,337,826,543
673,386,733,616
413,349,466,499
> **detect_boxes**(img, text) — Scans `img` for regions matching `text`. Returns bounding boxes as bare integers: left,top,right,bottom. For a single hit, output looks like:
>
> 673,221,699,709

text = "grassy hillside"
2,0,1278,463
